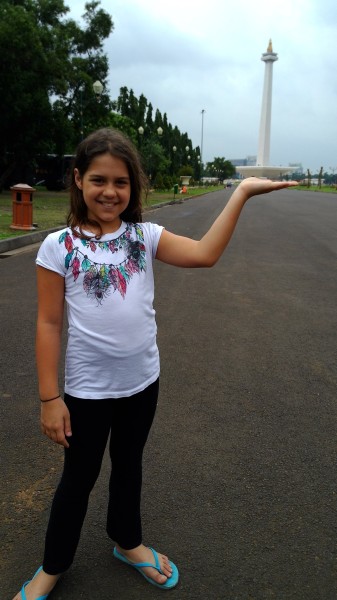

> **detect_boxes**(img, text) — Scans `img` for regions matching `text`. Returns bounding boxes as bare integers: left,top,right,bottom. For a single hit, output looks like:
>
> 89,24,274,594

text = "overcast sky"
69,0,337,173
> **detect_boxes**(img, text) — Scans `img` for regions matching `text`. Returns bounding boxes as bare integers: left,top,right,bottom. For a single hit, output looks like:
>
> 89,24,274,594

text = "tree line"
0,0,235,190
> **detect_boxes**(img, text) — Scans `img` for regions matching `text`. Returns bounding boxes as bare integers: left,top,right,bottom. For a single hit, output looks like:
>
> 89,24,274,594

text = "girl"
14,128,297,599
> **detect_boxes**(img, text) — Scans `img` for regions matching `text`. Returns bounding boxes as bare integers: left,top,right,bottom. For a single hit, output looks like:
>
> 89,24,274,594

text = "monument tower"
237,40,291,179
257,39,278,166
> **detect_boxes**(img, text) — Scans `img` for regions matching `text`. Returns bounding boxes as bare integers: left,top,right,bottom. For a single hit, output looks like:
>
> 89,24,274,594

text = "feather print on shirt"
58,224,147,303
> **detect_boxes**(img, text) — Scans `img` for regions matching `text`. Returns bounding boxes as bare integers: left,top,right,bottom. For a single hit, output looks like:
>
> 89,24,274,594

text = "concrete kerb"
0,195,195,255
0,226,64,255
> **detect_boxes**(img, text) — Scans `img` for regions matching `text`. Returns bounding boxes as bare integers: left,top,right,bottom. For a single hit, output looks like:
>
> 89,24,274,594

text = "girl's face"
74,153,131,234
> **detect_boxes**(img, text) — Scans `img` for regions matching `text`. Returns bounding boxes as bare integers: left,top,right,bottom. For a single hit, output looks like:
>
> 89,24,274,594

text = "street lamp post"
138,126,144,150
185,146,190,168
80,80,104,140
137,126,163,179
200,109,205,176
197,156,201,182
172,145,177,174
152,127,163,179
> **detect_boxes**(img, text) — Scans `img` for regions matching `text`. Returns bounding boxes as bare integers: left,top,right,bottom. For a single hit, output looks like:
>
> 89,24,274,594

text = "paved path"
1,188,337,599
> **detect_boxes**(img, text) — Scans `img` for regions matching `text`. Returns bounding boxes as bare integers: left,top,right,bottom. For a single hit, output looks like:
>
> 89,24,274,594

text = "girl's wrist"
40,394,61,403
232,185,250,204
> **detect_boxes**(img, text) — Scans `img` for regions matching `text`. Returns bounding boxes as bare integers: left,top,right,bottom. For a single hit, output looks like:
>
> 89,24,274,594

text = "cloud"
69,0,337,171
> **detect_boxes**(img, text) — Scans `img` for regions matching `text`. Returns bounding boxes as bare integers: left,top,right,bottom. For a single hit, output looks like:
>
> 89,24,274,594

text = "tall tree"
0,0,113,187
113,87,200,180
137,94,148,127
145,103,153,130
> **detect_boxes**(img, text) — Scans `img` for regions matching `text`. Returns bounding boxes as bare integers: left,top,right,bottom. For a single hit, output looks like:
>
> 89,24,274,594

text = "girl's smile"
74,153,131,233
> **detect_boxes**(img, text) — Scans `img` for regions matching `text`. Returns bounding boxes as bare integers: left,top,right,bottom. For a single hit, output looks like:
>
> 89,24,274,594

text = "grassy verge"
294,185,337,193
0,186,218,240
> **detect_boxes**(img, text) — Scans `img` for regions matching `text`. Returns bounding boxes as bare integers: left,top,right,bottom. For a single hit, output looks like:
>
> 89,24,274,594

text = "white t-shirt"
36,221,164,399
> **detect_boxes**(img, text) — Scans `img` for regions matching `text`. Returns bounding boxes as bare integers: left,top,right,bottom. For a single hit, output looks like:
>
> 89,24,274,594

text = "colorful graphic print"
59,224,146,303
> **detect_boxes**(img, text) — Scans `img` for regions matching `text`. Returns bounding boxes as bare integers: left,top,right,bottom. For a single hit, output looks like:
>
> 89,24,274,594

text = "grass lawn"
294,185,337,194
0,186,218,240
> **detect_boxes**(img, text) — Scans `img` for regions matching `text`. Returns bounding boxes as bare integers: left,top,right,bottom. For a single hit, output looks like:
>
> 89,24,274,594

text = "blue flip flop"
113,546,179,590
21,566,49,600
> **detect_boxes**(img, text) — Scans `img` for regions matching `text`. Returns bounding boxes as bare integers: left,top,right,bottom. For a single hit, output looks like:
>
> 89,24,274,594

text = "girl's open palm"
239,177,298,198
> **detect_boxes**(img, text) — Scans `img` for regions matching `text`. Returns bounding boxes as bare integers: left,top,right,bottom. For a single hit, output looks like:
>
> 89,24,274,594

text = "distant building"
229,156,257,167
201,176,220,184
300,178,324,186
288,163,303,175
228,158,247,166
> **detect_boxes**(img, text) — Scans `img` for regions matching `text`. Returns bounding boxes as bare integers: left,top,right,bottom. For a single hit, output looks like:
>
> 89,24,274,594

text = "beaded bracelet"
40,394,61,403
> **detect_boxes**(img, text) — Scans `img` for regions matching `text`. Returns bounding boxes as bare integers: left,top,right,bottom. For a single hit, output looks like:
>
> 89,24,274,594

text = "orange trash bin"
10,183,36,231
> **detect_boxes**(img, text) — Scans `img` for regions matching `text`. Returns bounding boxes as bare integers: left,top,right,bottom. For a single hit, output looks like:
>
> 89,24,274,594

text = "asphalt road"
1,187,337,600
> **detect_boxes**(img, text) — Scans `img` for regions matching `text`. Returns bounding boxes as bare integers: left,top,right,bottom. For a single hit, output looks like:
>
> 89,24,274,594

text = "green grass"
294,184,337,193
0,189,69,240
0,186,218,240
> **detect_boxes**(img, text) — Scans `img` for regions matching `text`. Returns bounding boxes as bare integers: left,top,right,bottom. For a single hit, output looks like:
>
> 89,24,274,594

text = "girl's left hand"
238,177,299,199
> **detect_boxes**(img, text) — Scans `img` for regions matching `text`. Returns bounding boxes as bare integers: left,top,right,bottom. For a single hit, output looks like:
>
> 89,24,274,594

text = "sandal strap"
116,546,162,573
21,581,29,600
20,567,48,600
148,546,160,570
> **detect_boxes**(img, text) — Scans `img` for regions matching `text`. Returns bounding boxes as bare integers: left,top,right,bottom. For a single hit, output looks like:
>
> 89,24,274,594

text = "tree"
140,140,170,181
306,169,312,188
145,102,153,130
107,112,138,146
205,157,235,181
113,86,200,181
0,0,113,188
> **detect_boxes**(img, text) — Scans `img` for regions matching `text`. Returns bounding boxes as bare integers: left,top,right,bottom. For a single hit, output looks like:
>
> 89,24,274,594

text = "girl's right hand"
40,398,72,448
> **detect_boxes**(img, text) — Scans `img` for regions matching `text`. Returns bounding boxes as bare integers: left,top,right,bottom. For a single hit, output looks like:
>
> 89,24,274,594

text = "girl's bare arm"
36,266,71,448
156,178,298,268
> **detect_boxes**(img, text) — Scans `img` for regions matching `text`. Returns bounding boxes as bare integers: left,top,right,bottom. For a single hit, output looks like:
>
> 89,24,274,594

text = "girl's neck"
82,219,123,236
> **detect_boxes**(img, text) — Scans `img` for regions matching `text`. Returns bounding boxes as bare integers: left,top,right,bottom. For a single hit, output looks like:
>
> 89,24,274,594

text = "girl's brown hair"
67,128,148,237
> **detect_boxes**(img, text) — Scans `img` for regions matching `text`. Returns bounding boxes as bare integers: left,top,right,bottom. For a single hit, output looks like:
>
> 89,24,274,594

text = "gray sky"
70,0,337,173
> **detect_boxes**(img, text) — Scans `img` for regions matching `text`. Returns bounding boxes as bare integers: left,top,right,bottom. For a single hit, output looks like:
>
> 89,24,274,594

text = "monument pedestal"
236,165,292,179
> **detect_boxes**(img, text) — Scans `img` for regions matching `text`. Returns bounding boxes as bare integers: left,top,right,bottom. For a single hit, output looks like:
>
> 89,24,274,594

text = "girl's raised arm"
156,178,298,268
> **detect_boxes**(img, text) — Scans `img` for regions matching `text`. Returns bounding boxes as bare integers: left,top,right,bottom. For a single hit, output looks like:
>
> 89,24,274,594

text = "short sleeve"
142,222,164,259
36,230,67,276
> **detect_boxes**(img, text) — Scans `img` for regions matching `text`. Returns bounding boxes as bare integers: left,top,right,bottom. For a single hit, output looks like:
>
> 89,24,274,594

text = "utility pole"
201,109,206,176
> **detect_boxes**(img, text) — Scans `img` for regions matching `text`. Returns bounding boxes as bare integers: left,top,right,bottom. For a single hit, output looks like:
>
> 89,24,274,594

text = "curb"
0,226,65,255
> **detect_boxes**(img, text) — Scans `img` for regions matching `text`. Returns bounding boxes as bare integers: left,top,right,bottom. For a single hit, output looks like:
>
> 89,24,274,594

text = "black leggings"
43,379,159,575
